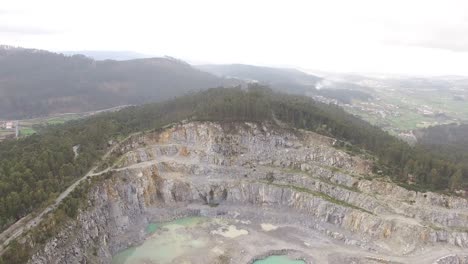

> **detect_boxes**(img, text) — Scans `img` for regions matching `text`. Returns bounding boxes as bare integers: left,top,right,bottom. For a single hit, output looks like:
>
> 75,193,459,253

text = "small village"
0,120,19,141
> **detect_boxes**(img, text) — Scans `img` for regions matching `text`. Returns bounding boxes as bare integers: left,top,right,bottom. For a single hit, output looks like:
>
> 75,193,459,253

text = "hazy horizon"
2,0,468,76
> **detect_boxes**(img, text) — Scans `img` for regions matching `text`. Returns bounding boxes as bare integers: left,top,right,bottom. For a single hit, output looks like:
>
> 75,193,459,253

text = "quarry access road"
0,133,138,255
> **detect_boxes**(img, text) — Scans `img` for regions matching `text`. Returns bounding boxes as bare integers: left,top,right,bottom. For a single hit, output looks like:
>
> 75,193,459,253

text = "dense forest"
0,118,118,231
414,123,468,151
0,46,233,119
412,124,468,191
1,86,467,237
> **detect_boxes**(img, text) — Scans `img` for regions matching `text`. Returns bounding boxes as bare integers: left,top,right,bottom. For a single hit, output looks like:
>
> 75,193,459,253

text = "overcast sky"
2,0,468,76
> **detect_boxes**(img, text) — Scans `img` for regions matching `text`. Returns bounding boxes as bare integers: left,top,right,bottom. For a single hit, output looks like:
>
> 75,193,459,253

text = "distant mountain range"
198,64,373,103
0,46,377,119
60,50,153,61
198,64,321,94
0,46,234,119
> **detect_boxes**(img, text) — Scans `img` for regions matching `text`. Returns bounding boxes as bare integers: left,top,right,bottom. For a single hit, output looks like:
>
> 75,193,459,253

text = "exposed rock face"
28,122,468,264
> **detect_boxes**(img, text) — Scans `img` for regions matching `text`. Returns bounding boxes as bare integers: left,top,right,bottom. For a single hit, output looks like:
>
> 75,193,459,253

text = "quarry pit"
28,122,468,264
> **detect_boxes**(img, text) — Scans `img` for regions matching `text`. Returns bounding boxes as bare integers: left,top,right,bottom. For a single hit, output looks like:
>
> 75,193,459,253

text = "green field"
20,128,36,136
0,113,91,141
0,106,129,141
344,87,468,134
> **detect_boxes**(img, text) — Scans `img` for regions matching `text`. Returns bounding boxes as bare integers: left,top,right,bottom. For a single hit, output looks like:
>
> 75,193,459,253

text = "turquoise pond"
112,217,305,264
112,217,207,264
253,255,306,264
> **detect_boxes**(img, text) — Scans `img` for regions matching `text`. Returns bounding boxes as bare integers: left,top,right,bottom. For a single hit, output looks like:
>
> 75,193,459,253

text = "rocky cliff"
27,122,468,264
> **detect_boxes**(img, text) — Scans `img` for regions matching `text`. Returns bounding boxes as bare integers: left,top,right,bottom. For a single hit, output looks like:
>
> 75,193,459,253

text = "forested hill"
198,64,321,94
198,64,373,103
0,46,232,119
1,86,466,238
415,123,468,147
414,123,468,165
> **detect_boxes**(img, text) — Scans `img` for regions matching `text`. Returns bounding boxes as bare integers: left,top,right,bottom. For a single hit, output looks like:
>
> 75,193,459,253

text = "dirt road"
0,132,137,255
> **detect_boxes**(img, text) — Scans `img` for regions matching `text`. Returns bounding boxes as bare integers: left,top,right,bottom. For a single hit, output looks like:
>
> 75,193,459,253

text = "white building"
5,122,13,129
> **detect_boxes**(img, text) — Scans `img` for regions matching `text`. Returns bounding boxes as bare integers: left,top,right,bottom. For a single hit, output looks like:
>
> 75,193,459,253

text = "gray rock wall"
27,122,468,264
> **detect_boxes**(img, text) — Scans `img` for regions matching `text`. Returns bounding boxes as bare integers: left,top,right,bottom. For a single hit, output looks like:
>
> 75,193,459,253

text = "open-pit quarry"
27,122,468,264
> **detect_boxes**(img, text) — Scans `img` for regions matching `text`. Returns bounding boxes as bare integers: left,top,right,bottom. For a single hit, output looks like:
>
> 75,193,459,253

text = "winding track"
0,133,137,255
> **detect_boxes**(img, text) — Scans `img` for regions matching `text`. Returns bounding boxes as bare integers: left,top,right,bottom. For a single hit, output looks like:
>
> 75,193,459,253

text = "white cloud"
1,0,468,75
0,25,58,35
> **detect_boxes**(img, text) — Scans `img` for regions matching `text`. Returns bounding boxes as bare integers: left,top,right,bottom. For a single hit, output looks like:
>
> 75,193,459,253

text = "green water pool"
253,255,306,264
112,217,304,264
112,217,207,264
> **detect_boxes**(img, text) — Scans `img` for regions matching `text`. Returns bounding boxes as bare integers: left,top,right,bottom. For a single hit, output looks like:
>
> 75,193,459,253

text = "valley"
343,86,468,135
2,46,466,140
199,64,468,139
309,74,468,137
